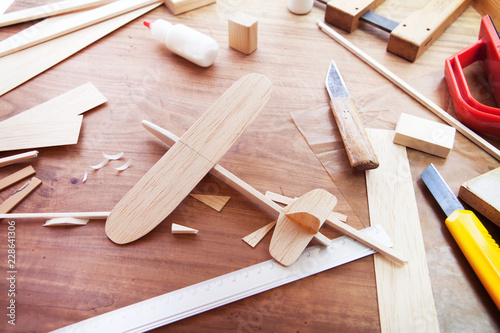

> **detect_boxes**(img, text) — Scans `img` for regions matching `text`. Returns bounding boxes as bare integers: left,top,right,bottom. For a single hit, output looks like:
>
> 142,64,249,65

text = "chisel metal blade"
421,163,464,216
325,60,350,99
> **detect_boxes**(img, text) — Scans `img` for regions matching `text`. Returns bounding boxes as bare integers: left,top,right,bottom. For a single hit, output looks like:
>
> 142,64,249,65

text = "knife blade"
325,60,379,170
421,163,500,309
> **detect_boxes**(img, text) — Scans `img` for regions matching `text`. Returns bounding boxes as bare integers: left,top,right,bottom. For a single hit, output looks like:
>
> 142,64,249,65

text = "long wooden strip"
142,120,404,262
0,212,109,220
105,74,272,244
0,0,161,57
0,151,38,168
317,20,500,162
0,83,107,152
0,177,42,214
0,166,36,191
0,3,162,96
0,0,109,28
365,128,439,332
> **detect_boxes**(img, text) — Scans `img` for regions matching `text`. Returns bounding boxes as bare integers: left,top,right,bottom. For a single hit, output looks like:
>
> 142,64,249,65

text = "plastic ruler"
52,225,392,332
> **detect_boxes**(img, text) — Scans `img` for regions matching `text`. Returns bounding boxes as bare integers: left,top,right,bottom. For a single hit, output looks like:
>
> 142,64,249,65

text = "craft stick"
0,177,42,214
0,166,36,191
0,212,109,220
0,0,109,28
316,20,500,162
0,151,38,168
190,194,230,212
0,0,162,57
142,120,404,263
242,220,276,247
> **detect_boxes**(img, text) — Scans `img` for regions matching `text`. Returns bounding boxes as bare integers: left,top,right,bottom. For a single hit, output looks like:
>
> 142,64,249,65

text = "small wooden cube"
393,113,456,158
228,12,258,55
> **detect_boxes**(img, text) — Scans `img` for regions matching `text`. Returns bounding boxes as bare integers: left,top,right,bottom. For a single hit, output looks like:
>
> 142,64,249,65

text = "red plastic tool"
444,15,500,136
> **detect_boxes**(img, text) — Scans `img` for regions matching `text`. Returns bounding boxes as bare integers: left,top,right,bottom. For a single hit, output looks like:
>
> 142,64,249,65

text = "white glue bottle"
144,19,219,67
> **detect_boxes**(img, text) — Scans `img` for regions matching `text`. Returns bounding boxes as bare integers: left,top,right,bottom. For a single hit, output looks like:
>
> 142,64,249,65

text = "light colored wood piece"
171,223,198,234
106,74,272,244
190,194,230,212
164,0,216,15
228,12,258,55
141,120,405,261
388,0,472,62
0,83,106,152
43,218,89,226
242,220,276,248
0,166,36,191
270,189,337,266
325,0,376,33
0,3,161,97
0,151,38,168
0,0,15,15
394,113,456,158
317,20,500,162
0,0,109,28
365,128,439,332
473,0,500,27
459,167,500,227
0,212,109,220
0,0,162,57
0,177,42,214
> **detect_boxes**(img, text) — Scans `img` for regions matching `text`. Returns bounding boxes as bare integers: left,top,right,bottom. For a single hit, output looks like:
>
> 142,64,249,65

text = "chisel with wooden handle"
325,60,379,170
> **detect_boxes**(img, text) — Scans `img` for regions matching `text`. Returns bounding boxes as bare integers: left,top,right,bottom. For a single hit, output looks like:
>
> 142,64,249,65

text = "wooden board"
105,73,272,244
365,128,439,332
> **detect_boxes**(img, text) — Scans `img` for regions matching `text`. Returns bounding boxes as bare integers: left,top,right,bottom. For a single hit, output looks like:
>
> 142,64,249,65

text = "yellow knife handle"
446,210,500,309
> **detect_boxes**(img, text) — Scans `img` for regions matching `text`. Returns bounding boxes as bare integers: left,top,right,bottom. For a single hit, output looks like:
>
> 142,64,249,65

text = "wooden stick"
0,177,42,214
0,166,36,191
317,20,500,162
142,120,405,263
0,0,162,57
0,151,38,168
365,128,438,331
0,0,109,28
0,212,109,220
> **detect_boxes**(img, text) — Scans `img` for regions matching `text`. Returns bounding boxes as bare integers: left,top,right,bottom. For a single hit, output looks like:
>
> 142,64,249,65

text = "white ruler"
52,225,392,333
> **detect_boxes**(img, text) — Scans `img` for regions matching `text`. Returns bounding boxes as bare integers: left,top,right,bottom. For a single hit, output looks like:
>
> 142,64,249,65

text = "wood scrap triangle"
105,73,272,244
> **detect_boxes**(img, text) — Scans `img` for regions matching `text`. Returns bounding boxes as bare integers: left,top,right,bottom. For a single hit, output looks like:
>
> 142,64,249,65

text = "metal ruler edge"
52,224,392,333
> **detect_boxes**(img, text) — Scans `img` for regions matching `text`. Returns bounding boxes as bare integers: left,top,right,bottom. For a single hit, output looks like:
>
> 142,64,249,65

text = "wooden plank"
0,151,38,168
0,83,107,152
105,74,272,244
459,167,500,227
0,0,109,28
394,113,456,158
365,128,439,332
387,0,472,62
0,0,162,57
317,20,500,162
164,0,216,15
0,177,42,214
0,166,36,191
0,3,162,97
325,0,376,33
190,194,230,212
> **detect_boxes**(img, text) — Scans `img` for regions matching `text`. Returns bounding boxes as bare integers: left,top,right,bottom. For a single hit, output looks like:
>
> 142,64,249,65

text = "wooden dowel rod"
0,151,38,168
316,20,500,162
0,212,109,220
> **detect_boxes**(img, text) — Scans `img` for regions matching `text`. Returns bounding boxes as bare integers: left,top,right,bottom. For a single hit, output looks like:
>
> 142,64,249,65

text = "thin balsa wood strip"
0,166,36,191
105,74,272,244
0,177,42,214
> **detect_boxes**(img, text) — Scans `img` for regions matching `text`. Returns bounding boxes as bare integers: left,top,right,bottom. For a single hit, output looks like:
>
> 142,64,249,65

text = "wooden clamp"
324,0,472,62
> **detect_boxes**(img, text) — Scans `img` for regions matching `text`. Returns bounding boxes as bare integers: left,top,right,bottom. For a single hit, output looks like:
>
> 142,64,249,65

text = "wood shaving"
82,171,88,183
114,159,132,171
103,152,124,160
43,217,89,227
89,157,109,169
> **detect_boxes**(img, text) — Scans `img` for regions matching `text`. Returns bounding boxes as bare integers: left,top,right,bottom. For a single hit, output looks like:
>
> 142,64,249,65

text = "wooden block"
242,220,276,248
0,177,42,214
387,0,472,62
270,189,337,266
0,83,106,152
228,12,258,55
0,166,36,191
325,0,376,33
365,128,439,332
0,151,38,168
105,74,272,244
0,0,109,28
394,113,456,158
459,167,500,227
473,0,500,27
171,223,198,234
164,0,216,15
190,194,230,212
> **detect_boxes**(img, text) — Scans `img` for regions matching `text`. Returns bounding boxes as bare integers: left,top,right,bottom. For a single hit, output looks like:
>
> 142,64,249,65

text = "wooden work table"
1,0,499,331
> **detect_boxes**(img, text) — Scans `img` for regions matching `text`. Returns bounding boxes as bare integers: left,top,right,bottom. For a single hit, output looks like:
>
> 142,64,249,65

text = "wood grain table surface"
0,0,499,331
